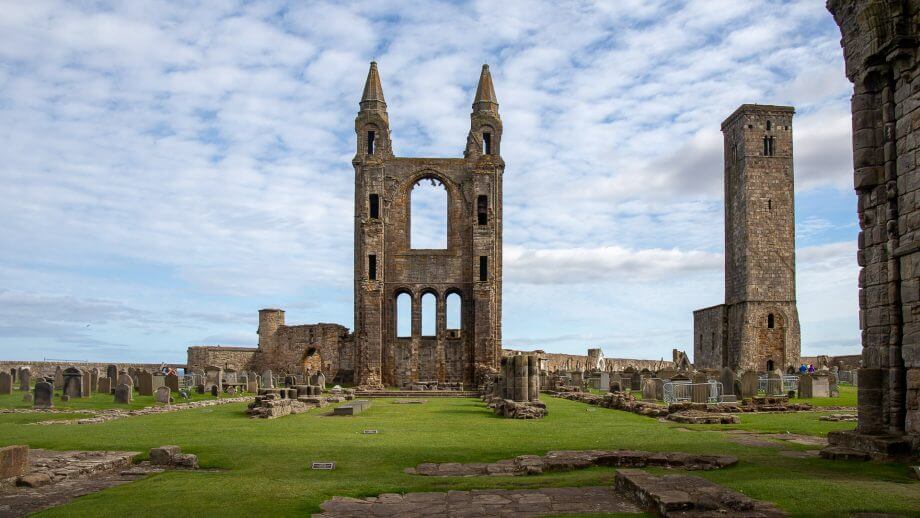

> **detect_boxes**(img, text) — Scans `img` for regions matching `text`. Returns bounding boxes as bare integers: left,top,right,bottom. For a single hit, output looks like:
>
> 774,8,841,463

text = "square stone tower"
694,104,801,373
723,104,801,372
352,63,503,389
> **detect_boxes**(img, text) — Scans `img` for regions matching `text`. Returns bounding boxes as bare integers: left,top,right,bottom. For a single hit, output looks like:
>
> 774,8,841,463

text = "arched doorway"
302,347,322,375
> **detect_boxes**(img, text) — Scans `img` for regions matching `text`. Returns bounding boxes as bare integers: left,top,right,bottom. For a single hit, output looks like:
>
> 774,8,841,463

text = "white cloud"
0,0,859,361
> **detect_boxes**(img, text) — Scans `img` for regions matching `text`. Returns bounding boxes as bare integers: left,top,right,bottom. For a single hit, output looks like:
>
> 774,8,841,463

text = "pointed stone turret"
360,61,387,113
472,64,498,114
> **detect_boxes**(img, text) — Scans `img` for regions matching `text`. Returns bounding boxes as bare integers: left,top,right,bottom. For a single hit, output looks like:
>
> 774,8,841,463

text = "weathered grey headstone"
598,371,610,391
210,385,219,397
765,372,783,396
62,367,83,398
799,374,814,398
114,383,132,404
90,368,99,393
811,375,830,398
151,372,166,392
247,379,259,393
98,377,112,394
641,378,657,401
106,364,117,380
81,369,92,397
53,366,64,390
0,372,12,395
18,368,30,391
740,371,759,399
721,367,737,396
166,373,179,392
137,370,153,396
33,380,53,409
651,378,664,400
117,370,133,391
262,370,274,389
691,373,709,403
205,366,222,392
311,372,326,389
155,386,171,404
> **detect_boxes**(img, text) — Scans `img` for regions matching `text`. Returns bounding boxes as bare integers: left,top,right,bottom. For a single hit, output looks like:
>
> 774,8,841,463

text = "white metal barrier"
663,380,723,404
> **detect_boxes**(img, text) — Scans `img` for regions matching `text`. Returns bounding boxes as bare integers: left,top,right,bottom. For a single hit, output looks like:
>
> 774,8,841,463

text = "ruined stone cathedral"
187,63,503,387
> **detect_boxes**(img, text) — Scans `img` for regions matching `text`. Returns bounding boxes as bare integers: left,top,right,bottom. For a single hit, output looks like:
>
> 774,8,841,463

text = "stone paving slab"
0,449,153,517
312,486,641,517
26,396,254,425
405,450,737,477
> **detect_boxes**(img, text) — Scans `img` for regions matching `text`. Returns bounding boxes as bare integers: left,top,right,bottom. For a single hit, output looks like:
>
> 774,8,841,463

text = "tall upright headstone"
740,371,759,399
165,373,180,392
117,370,133,391
0,372,12,395
106,364,118,380
90,368,99,393
155,386,171,404
18,368,30,391
81,369,93,397
62,367,83,399
137,371,154,396
114,383,131,404
33,380,53,409
721,367,737,396
53,366,64,390
262,370,274,389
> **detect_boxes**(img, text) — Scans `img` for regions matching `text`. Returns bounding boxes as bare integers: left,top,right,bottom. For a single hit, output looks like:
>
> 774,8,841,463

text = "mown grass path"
0,392,916,517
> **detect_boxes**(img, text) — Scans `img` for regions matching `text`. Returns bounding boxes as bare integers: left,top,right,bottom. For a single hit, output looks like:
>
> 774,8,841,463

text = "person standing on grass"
807,364,815,374
799,364,807,374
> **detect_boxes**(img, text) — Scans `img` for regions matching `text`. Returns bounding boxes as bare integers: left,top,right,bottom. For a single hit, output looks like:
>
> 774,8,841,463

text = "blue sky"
0,0,858,363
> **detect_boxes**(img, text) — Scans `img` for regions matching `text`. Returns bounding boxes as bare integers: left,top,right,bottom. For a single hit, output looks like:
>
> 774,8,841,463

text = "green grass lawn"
791,384,858,407
0,392,916,517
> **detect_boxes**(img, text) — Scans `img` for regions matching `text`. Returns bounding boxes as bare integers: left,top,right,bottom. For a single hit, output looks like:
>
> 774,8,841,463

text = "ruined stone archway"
301,347,322,375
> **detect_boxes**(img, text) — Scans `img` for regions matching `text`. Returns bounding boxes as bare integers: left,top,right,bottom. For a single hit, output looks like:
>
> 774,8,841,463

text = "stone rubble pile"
246,394,312,419
667,410,740,424
819,413,858,422
149,445,198,469
405,450,738,477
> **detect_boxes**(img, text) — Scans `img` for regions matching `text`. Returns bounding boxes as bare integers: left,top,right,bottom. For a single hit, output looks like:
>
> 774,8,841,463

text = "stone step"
819,447,870,461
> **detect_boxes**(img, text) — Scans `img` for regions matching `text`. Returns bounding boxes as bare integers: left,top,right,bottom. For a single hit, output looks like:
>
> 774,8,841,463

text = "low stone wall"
502,349,673,373
185,346,258,373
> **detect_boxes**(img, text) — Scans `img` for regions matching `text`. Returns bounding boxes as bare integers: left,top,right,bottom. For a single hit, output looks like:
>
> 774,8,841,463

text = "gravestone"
54,366,64,390
18,368,30,391
114,383,132,404
811,375,830,398
641,378,657,401
166,373,180,392
310,372,326,389
205,366,223,392
765,372,783,396
247,379,259,393
151,372,166,392
106,364,117,380
0,372,12,395
262,370,274,388
650,378,664,400
155,386,171,404
828,372,839,397
740,371,759,399
799,374,814,398
598,371,610,391
62,367,83,398
720,367,737,396
98,377,112,394
137,371,154,396
81,369,92,397
691,373,709,403
33,381,53,408
210,385,219,397
117,370,133,391
90,368,99,393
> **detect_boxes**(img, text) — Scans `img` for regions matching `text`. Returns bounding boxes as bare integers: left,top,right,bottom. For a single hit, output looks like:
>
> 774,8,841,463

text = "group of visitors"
798,363,815,374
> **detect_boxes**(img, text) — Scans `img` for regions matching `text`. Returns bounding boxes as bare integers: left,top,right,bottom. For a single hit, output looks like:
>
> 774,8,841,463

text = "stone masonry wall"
185,346,257,373
502,349,674,373
693,305,725,370
827,0,919,445
0,361,186,379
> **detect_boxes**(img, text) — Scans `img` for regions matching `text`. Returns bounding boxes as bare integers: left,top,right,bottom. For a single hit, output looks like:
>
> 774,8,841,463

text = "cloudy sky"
0,0,858,363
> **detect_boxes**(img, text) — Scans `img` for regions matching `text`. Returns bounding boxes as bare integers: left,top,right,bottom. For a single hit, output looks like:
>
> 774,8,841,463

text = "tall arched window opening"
410,178,447,249
767,313,775,329
446,293,461,330
396,293,412,338
421,293,436,336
